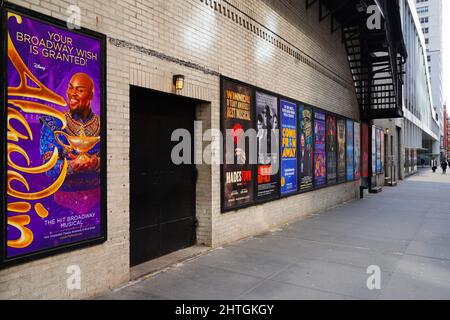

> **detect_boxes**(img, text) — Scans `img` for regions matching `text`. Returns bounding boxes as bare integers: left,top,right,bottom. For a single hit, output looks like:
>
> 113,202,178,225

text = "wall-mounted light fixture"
173,74,185,91
385,128,390,134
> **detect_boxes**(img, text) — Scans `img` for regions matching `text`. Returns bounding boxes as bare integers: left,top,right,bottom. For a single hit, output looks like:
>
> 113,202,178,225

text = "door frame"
129,85,209,266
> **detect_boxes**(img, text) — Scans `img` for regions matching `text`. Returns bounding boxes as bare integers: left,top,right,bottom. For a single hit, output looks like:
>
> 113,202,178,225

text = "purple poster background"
6,13,103,258
314,111,326,188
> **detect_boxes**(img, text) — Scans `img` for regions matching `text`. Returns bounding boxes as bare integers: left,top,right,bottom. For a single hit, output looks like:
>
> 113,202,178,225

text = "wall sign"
337,118,346,183
280,99,297,195
299,104,314,192
372,126,376,176
362,123,369,178
376,128,382,174
381,132,385,173
354,122,361,180
314,111,327,188
326,115,337,185
220,77,361,213
256,91,279,202
346,120,354,181
1,4,107,266
221,79,255,211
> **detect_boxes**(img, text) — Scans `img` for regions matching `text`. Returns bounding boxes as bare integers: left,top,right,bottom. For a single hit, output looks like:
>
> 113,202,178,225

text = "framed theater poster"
221,78,255,212
372,126,376,176
326,115,337,185
361,123,369,178
336,118,346,183
376,128,382,174
354,122,361,180
1,4,107,266
381,132,385,173
255,91,279,202
298,104,314,192
280,99,297,196
346,120,354,181
314,110,326,188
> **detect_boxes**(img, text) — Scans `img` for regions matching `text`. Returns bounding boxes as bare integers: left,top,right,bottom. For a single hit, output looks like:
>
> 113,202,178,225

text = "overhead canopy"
306,0,407,120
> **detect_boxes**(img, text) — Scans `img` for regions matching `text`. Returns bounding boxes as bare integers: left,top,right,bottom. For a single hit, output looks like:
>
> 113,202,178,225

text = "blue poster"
314,111,327,188
376,128,382,174
281,100,298,195
346,120,354,181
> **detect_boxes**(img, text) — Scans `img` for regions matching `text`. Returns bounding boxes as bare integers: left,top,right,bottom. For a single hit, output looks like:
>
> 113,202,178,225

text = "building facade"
415,0,444,159
0,0,363,299
401,0,440,174
444,105,448,159
0,0,407,300
372,0,440,181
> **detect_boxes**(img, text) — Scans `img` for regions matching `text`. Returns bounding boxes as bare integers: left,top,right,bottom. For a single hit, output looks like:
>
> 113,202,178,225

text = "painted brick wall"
1,0,360,299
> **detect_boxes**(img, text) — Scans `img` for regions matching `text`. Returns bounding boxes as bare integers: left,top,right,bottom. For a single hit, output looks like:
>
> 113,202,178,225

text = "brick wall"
0,0,360,299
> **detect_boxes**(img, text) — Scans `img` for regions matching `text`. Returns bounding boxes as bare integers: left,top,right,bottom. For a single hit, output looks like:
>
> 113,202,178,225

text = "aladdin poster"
5,11,105,259
299,104,314,192
337,118,346,183
346,120,354,181
354,122,361,180
362,123,369,178
222,79,254,210
326,115,337,185
280,100,297,195
314,111,326,188
256,91,279,201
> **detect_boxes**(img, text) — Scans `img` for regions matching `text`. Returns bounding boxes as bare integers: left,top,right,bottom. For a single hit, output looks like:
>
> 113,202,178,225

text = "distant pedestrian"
441,160,447,174
421,158,425,168
432,159,437,173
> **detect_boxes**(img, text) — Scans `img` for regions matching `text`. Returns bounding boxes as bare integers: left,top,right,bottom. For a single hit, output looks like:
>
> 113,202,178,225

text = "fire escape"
306,0,407,120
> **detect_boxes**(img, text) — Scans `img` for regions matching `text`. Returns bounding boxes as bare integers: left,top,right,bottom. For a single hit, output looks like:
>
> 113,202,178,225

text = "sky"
443,0,450,106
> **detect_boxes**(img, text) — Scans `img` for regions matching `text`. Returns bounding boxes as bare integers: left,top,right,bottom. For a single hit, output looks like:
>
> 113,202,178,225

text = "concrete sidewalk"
98,169,450,300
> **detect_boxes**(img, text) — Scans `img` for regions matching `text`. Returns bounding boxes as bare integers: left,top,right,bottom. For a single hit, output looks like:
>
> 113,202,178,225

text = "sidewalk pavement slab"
97,169,450,300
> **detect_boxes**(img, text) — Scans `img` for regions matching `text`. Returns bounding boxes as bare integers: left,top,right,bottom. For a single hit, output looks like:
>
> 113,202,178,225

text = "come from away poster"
280,99,297,195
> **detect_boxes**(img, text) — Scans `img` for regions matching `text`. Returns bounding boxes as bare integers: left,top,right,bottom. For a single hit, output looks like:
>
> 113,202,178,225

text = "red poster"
362,123,369,178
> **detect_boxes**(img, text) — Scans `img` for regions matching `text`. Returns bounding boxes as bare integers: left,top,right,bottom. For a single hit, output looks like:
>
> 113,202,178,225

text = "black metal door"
130,86,196,267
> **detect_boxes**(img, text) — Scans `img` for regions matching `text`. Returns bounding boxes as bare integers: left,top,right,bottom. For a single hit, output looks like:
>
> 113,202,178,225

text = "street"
99,169,450,300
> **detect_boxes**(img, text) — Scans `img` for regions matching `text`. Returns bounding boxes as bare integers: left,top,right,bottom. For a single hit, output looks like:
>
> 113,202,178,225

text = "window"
420,17,429,24
422,27,429,34
417,0,428,3
417,6,429,14
427,55,431,62
425,38,429,45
